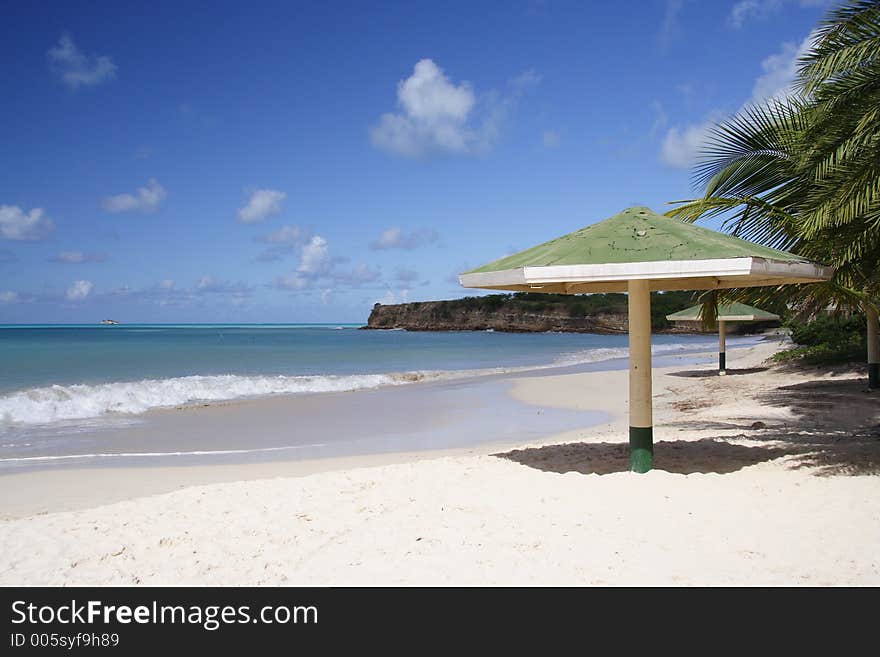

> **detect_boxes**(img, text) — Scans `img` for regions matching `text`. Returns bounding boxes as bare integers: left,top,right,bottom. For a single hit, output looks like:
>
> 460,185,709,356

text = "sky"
0,0,830,323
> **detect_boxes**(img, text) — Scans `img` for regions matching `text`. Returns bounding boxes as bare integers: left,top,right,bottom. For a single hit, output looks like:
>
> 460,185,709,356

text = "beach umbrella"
459,207,832,473
666,302,780,375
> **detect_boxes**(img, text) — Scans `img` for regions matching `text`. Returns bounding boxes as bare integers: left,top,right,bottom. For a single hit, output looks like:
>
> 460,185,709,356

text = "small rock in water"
750,421,767,430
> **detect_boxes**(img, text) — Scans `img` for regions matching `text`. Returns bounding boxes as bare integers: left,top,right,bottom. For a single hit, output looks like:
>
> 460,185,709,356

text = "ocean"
0,323,746,426
0,324,757,467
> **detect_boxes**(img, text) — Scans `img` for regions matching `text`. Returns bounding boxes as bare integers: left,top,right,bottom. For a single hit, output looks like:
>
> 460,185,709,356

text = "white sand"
2,338,879,585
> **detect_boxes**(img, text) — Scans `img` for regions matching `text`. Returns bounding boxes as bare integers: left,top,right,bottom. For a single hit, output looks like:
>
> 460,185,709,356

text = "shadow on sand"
667,367,770,378
495,439,789,475
494,373,880,477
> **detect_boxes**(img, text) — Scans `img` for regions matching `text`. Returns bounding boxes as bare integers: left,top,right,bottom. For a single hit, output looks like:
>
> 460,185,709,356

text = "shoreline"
0,337,749,473
2,336,878,585
0,330,762,430
0,340,749,519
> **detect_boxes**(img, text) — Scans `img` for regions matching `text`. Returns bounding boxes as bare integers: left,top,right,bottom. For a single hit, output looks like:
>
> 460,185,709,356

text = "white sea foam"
0,443,327,464
550,340,710,367
0,373,421,427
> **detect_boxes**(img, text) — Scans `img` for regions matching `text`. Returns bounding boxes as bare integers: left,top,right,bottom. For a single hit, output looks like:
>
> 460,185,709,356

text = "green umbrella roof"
466,207,805,273
666,302,781,322
459,206,832,294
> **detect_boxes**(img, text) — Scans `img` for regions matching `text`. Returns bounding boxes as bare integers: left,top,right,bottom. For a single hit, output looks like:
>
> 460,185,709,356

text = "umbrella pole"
718,320,727,375
868,304,879,389
628,280,653,473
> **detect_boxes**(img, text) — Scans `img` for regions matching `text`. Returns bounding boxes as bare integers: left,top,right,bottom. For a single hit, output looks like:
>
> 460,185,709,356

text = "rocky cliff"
367,301,631,333
364,292,702,333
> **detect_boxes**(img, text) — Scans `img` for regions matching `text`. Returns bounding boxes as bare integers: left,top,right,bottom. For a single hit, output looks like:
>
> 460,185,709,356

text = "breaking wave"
0,373,426,427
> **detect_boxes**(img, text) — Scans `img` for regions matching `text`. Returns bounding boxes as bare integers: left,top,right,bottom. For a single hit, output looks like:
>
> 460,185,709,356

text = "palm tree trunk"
867,302,879,390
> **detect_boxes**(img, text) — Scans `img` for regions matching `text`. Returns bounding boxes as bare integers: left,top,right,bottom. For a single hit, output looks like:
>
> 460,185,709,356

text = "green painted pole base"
629,426,653,473
719,352,726,375
869,363,880,389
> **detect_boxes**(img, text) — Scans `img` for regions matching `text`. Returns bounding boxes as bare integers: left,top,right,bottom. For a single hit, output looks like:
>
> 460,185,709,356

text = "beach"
1,336,878,586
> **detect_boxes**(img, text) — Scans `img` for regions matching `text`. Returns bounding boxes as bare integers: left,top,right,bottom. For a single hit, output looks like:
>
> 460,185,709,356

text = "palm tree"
798,0,880,239
799,1,880,388
667,0,880,387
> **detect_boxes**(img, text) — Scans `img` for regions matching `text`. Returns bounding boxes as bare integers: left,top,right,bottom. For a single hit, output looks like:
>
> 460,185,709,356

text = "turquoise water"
0,324,742,432
0,324,366,392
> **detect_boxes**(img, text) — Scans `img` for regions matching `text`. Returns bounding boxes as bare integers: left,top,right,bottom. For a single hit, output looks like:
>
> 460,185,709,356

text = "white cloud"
371,228,402,249
51,251,106,264
253,224,309,262
730,0,776,28
47,33,117,89
0,205,55,241
375,287,411,305
376,290,400,305
66,280,93,301
510,69,542,91
0,291,18,304
274,237,380,292
297,236,331,274
369,227,439,250
111,277,250,307
102,179,166,213
658,0,685,51
237,189,286,224
399,60,474,123
542,130,561,148
660,33,814,168
661,120,715,168
353,264,381,283
254,226,311,262
370,59,536,157
377,268,424,306
92,277,257,308
728,0,825,29
372,59,474,156
748,34,814,104
274,273,310,290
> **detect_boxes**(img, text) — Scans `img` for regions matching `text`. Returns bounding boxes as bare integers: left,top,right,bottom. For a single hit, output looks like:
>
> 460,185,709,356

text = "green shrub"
773,314,866,365
789,314,864,346
414,290,696,329
568,303,588,318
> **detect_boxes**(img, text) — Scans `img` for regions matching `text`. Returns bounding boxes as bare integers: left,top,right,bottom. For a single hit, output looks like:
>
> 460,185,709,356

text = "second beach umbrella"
666,302,780,374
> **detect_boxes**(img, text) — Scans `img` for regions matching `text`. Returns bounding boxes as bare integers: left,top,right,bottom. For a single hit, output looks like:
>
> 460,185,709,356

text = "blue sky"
0,0,829,323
